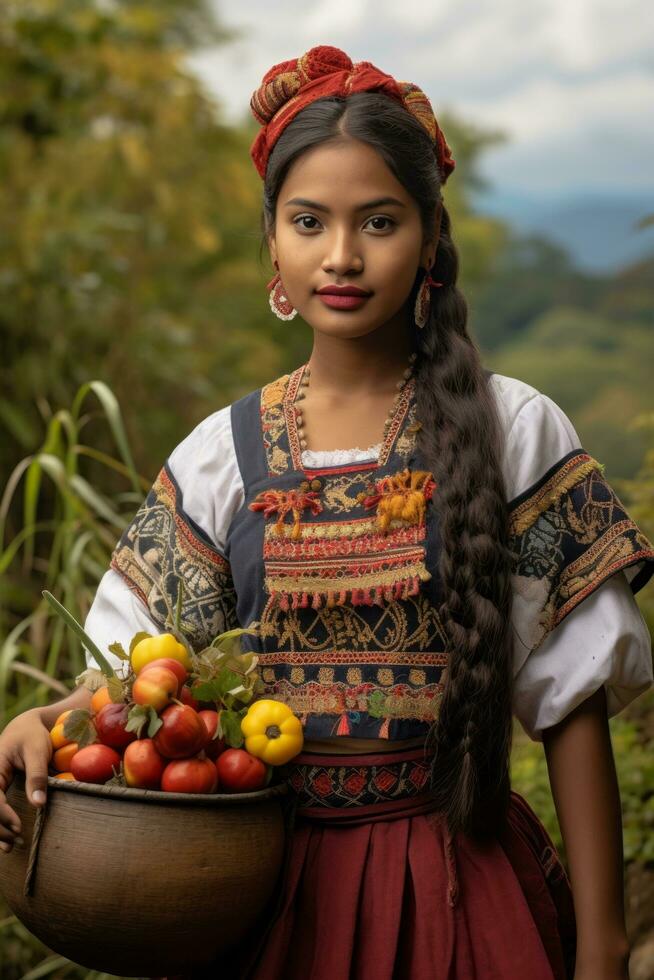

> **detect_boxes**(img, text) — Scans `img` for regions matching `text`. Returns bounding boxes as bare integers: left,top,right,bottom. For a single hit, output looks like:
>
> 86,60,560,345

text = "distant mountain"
471,188,654,273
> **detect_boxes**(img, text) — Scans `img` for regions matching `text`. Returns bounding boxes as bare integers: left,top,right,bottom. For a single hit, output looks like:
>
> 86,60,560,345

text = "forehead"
280,138,411,205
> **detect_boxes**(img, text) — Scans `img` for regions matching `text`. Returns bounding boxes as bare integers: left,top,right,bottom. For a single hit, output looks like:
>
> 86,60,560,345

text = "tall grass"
1,381,148,729
1,380,150,977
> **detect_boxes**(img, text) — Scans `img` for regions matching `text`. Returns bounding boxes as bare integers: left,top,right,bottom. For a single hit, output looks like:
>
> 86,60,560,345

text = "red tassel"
378,716,391,739
338,589,347,605
373,587,384,606
394,581,403,599
300,591,309,607
291,593,299,609
279,593,290,611
336,712,351,735
362,587,373,605
311,593,322,610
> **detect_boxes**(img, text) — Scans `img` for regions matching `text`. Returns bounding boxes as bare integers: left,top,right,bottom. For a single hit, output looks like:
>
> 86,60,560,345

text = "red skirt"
192,744,577,980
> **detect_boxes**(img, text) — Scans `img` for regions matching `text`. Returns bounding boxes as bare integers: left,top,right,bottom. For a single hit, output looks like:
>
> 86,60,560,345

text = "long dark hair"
259,92,514,840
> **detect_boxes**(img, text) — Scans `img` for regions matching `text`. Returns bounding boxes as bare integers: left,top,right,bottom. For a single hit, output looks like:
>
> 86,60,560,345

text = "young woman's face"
268,138,432,341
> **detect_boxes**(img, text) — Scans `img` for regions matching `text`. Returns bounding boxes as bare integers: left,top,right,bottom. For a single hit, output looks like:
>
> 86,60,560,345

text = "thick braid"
418,204,515,840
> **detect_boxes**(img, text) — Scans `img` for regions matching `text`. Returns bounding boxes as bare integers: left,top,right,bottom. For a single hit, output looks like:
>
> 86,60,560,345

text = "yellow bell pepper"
240,699,304,765
130,633,193,674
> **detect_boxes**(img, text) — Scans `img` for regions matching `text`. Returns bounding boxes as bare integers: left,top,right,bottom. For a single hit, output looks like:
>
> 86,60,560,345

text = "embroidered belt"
279,744,439,824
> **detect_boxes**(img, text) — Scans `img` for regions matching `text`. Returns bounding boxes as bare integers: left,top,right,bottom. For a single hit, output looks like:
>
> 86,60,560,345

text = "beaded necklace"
292,352,418,453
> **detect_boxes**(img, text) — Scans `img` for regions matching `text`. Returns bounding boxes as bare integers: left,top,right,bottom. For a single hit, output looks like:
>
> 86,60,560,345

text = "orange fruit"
91,686,112,714
54,772,75,780
54,708,73,728
50,722,73,750
53,742,79,772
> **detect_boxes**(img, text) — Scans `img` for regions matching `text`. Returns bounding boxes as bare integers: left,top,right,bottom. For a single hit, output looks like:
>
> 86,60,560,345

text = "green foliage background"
1,1,653,976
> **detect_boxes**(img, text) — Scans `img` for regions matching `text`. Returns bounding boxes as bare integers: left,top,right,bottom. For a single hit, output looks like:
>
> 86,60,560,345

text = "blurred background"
1,2,653,977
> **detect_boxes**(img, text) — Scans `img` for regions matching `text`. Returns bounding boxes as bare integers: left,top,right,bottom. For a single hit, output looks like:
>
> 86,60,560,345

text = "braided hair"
259,92,515,840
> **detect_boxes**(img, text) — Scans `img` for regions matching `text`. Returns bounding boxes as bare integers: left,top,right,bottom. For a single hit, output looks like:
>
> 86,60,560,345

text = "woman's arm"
542,685,631,980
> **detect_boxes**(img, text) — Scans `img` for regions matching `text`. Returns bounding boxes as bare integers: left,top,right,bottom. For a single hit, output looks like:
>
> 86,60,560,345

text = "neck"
306,311,415,398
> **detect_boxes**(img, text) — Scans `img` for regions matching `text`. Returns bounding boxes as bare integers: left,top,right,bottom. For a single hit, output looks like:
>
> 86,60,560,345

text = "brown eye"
293,215,321,231
365,216,395,232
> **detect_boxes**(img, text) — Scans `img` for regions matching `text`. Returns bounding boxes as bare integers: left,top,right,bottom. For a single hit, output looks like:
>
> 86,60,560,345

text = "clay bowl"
0,772,289,977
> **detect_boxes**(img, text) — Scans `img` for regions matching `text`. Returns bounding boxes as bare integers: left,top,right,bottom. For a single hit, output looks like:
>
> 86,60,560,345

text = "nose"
321,228,363,276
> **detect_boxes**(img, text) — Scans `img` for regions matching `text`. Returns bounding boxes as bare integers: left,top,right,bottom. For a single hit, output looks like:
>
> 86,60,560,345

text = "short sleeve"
502,388,654,738
87,405,244,662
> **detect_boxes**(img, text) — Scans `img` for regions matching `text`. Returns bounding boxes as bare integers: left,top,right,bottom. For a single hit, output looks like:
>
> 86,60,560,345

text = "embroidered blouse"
83,370,654,743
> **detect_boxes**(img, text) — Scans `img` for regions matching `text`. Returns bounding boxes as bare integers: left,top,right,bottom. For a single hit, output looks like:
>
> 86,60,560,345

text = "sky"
188,0,654,200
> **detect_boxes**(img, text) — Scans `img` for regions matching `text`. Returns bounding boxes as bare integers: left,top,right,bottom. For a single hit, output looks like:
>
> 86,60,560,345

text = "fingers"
0,789,22,851
23,745,49,809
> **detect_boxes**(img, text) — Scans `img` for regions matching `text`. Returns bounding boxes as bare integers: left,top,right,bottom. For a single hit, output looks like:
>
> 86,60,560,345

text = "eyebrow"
284,196,407,212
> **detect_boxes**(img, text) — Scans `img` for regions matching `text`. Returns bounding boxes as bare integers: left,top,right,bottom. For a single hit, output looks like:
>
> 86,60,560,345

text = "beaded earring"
266,261,297,321
414,265,443,329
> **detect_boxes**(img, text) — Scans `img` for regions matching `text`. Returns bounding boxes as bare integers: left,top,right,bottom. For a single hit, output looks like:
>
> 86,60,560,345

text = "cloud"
188,0,654,193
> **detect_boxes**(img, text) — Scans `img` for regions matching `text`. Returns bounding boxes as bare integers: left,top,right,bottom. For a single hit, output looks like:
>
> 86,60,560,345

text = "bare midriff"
301,735,426,755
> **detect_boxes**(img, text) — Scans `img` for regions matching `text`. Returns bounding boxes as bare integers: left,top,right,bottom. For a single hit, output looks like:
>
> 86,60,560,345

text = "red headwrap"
250,45,455,184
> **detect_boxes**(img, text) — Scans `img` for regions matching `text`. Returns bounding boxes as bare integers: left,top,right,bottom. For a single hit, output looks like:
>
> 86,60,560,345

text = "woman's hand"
0,685,92,852
0,708,53,852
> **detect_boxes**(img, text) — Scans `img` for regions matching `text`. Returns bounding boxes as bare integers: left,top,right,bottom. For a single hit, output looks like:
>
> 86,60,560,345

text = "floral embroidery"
110,464,239,651
361,467,436,532
248,479,323,540
509,449,654,654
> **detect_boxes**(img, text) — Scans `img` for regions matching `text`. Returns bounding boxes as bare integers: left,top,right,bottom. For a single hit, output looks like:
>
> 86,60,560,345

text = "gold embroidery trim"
509,454,603,536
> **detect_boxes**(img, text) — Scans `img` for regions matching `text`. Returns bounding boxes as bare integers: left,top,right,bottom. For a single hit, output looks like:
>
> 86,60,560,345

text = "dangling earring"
267,261,297,321
414,262,443,329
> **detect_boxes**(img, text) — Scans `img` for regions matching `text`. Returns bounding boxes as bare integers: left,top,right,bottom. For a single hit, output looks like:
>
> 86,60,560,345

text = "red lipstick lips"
315,284,371,310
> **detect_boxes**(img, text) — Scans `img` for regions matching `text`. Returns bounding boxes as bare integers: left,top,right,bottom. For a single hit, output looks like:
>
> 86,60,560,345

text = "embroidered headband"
249,45,455,185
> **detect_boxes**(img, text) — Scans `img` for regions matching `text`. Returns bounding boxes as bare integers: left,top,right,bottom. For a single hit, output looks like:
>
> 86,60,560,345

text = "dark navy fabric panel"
229,389,268,486
225,390,269,652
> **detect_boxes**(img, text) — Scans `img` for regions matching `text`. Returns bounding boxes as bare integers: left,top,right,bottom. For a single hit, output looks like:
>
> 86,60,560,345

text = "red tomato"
132,665,178,712
197,710,225,760
153,704,208,759
95,702,137,750
215,749,267,793
161,757,218,794
179,685,200,710
70,745,122,784
139,657,187,692
124,739,166,789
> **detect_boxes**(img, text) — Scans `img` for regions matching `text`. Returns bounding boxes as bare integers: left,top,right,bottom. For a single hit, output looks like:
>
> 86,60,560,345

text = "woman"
1,45,653,980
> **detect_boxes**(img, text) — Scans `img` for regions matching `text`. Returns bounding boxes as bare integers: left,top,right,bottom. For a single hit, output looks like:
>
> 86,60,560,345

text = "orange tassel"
378,716,391,738
336,712,351,735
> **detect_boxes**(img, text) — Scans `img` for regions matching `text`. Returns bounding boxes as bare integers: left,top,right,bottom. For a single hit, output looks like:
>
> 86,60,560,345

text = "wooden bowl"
0,772,289,977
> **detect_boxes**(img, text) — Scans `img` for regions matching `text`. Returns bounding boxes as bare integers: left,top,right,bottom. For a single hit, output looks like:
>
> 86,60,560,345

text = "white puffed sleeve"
492,374,654,742
84,405,245,671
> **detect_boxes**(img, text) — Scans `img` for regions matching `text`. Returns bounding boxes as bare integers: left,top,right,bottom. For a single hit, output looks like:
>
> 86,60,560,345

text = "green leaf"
366,690,387,719
175,577,185,633
63,709,96,748
146,706,163,738
107,641,130,662
42,591,116,677
191,679,223,703
107,675,125,703
125,704,150,738
129,631,152,655
216,668,244,697
221,709,244,748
